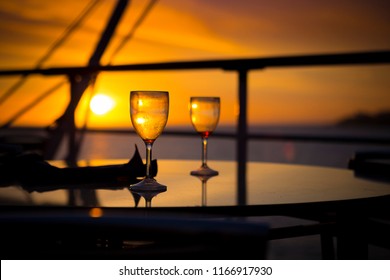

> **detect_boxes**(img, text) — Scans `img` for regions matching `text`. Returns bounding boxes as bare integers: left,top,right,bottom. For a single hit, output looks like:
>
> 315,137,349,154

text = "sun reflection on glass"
136,117,146,124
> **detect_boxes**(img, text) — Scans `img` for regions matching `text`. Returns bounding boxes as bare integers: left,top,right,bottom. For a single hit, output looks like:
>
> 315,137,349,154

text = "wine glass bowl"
130,94,168,142
129,91,169,193
189,97,220,176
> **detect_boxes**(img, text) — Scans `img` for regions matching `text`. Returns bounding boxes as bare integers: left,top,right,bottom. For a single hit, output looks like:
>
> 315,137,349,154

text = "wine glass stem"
202,180,207,206
201,136,209,168
145,198,152,208
145,141,154,179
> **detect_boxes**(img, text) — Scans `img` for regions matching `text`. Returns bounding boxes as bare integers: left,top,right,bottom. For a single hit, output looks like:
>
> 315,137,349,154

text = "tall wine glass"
129,91,169,192
190,97,220,176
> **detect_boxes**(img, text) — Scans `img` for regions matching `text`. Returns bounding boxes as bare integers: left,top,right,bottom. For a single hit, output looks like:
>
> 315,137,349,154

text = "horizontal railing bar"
0,50,389,76
3,127,388,145
246,133,390,145
84,128,390,145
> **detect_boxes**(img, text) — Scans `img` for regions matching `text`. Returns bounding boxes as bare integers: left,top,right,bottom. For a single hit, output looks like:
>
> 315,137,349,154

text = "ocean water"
75,125,390,169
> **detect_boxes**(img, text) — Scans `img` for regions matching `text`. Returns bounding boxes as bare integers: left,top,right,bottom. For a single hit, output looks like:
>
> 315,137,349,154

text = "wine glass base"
129,178,167,192
190,166,219,176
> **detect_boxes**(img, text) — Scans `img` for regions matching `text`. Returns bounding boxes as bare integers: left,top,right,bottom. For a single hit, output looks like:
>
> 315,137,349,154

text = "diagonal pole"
44,0,129,161
0,0,100,108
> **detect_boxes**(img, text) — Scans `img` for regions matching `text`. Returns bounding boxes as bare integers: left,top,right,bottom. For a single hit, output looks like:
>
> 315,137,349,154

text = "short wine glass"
189,96,220,176
129,90,169,192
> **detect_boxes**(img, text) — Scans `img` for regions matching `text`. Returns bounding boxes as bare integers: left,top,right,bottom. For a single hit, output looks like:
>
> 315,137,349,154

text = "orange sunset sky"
0,0,389,129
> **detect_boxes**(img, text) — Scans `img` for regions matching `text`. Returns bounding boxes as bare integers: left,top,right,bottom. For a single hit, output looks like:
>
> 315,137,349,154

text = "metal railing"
1,50,390,204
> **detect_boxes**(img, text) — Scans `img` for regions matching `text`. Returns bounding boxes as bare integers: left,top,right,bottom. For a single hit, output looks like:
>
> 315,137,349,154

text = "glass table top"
1,159,389,208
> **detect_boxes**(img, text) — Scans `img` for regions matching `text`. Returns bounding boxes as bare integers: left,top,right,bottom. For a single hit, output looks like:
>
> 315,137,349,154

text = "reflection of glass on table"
191,173,218,206
128,188,167,208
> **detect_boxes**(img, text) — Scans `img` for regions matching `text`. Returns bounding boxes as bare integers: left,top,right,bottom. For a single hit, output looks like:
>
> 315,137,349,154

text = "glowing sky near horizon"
0,0,389,128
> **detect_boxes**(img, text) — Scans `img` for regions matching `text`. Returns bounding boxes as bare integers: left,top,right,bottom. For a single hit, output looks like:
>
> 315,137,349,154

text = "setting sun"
89,94,115,115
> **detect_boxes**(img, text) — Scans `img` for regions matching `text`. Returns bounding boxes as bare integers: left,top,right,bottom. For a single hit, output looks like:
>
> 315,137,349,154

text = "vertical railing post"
237,68,248,205
66,74,89,164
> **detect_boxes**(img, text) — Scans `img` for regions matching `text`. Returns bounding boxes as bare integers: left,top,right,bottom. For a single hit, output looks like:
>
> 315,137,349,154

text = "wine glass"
129,90,169,192
189,96,220,176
